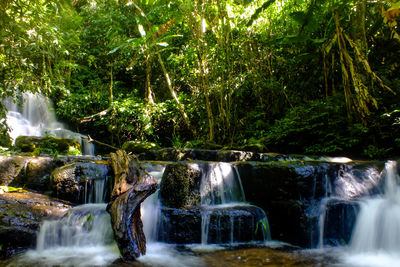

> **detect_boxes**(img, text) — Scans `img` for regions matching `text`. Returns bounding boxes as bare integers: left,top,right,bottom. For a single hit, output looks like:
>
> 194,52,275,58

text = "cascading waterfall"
141,163,166,242
19,204,120,266
3,92,94,155
350,161,400,252
198,162,270,245
338,160,400,267
317,163,382,248
199,162,245,206
17,164,117,266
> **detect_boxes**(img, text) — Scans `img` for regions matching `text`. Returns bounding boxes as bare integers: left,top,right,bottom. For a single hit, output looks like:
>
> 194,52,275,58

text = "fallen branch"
77,108,111,124
87,135,141,162
87,135,119,151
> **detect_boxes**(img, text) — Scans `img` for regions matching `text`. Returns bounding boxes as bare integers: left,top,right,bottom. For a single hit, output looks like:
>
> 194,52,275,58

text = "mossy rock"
0,156,30,185
160,163,202,208
51,163,80,202
14,136,81,155
121,140,160,154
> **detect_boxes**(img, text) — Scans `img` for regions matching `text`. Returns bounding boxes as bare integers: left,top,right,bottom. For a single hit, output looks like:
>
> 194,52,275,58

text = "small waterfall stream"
198,162,269,245
3,92,94,155
19,204,120,266
342,161,400,266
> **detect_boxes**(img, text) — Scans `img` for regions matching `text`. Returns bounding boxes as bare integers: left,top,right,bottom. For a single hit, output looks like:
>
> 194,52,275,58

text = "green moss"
122,140,160,154
15,136,81,156
160,163,201,208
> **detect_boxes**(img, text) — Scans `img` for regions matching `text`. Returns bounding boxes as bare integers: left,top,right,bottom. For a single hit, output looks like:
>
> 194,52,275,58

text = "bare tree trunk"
156,51,193,133
145,52,154,104
352,0,367,57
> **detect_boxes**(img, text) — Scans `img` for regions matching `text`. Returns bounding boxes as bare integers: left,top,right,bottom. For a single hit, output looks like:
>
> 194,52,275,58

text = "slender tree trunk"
352,0,368,57
156,51,193,133
190,0,214,141
145,52,154,104
110,66,114,106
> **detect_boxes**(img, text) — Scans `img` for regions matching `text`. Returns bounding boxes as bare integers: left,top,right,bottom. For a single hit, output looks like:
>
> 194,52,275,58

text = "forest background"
1,0,400,159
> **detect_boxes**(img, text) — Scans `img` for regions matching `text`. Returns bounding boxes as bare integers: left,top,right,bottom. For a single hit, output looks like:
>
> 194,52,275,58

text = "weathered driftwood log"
107,150,157,261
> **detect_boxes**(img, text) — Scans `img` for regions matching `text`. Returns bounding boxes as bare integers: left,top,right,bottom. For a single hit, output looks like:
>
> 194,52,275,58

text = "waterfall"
198,162,269,245
20,204,120,266
317,164,382,248
350,161,400,252
4,92,94,155
141,163,166,242
199,162,245,206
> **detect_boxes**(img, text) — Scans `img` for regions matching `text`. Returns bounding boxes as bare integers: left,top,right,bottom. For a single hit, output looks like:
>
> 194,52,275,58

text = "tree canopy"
1,0,400,158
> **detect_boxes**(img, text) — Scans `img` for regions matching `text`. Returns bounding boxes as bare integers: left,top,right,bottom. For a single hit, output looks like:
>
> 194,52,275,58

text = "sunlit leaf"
157,42,169,47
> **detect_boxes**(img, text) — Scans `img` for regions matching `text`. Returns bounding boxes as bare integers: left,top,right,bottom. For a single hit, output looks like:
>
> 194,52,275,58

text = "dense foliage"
1,0,400,158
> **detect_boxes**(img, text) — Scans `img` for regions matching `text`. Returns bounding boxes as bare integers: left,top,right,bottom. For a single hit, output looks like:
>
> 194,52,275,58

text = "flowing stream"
5,144,400,266
16,204,120,266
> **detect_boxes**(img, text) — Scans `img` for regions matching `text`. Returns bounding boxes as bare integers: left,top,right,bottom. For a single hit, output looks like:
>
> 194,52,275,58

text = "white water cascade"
199,162,245,206
198,162,270,246
350,161,400,252
344,161,400,267
3,92,94,155
139,163,205,267
19,204,120,266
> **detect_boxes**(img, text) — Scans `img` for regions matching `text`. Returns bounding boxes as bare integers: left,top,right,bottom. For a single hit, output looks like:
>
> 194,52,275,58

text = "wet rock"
107,150,158,261
51,162,112,203
160,163,202,208
159,205,268,244
15,136,81,155
0,191,71,258
0,156,30,186
138,148,299,162
10,157,65,193
51,164,79,202
321,199,359,246
236,161,341,247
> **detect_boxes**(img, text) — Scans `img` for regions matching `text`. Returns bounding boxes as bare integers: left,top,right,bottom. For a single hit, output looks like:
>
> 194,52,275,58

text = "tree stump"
107,150,157,261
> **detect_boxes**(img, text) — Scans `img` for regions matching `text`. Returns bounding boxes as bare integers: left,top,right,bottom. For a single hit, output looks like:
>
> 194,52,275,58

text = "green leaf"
108,45,124,55
156,42,169,47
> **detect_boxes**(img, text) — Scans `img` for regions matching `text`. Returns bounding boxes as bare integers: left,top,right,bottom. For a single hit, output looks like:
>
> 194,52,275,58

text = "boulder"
0,156,30,186
236,161,341,247
51,162,112,203
159,163,202,208
15,136,81,155
159,205,268,244
0,191,71,258
51,164,80,203
9,157,65,193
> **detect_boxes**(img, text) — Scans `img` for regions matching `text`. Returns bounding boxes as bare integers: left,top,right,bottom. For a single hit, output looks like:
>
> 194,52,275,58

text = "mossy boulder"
0,191,70,258
0,156,30,186
51,164,80,202
160,163,202,208
121,140,160,154
15,136,81,155
51,162,112,203
10,157,66,193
